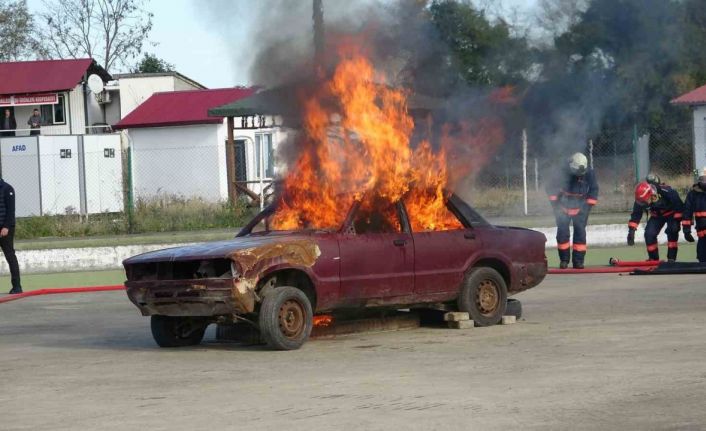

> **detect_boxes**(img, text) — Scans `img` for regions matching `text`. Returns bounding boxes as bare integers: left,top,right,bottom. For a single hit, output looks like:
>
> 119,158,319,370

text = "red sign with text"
0,93,58,106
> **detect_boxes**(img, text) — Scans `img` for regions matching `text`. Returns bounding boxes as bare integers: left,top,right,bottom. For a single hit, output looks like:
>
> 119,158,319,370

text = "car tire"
259,286,313,350
458,267,508,326
150,315,207,348
505,298,522,319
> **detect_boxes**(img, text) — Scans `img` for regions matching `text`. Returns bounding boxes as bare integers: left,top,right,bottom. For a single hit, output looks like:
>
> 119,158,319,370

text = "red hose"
609,259,661,267
0,285,124,304
548,266,656,274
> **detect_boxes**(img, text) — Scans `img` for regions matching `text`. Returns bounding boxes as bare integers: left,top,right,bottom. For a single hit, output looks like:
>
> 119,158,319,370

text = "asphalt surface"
1,274,706,431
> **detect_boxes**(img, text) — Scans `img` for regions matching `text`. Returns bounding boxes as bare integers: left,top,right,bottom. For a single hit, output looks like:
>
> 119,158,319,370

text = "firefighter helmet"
645,172,661,185
568,152,588,175
635,181,657,203
699,167,706,190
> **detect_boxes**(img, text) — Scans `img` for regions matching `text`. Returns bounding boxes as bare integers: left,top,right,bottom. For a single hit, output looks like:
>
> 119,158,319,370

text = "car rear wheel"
259,286,313,350
150,315,208,347
458,267,508,326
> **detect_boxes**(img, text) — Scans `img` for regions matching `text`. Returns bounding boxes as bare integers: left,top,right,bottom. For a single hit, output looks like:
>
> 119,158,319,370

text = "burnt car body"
124,195,547,349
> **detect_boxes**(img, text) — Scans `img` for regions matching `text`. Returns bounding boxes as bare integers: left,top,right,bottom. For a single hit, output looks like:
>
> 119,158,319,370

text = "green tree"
0,0,41,60
132,53,174,73
428,0,531,87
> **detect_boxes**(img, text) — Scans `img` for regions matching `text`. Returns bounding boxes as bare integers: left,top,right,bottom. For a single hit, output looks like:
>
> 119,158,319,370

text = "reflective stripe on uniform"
628,221,639,229
698,230,706,238
557,242,571,250
695,211,706,217
573,243,587,252
646,243,659,252
549,195,558,201
563,208,580,216
586,198,598,205
682,220,692,226
668,241,678,249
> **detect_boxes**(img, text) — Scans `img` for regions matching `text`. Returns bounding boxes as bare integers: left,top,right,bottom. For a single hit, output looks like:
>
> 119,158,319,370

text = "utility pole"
313,0,324,76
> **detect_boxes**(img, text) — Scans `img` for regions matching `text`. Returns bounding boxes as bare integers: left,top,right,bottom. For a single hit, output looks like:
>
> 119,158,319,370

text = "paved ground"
1,274,706,430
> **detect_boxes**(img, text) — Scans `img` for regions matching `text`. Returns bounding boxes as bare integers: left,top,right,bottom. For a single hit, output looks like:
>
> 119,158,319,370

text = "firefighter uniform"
548,169,599,268
628,184,684,261
682,183,706,262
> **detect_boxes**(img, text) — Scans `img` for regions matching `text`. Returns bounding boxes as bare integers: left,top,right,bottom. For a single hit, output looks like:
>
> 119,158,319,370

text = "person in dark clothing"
0,179,21,294
547,152,599,269
0,108,17,137
27,108,42,136
681,169,706,262
628,180,684,261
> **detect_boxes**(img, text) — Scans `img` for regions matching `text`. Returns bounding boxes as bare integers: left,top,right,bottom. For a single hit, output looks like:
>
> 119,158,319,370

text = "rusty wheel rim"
278,299,305,339
476,279,500,316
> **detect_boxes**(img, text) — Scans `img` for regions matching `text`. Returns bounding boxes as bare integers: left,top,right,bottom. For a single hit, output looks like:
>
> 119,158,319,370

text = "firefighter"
627,180,684,261
548,152,599,269
681,169,706,262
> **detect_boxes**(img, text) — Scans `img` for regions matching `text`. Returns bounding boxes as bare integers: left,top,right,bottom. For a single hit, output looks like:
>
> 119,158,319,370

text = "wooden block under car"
448,320,474,329
501,315,516,325
443,312,470,322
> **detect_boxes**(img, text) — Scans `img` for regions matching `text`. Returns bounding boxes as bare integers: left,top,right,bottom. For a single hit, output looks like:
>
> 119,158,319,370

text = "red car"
124,194,547,350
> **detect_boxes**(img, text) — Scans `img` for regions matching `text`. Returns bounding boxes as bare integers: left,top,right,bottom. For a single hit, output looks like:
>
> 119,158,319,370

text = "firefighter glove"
683,227,695,243
627,229,635,246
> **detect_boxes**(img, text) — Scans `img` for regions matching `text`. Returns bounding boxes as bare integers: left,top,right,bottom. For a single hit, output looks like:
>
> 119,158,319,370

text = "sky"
27,0,537,89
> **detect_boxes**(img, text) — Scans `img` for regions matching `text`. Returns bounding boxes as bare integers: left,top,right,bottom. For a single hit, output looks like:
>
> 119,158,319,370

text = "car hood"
123,233,315,265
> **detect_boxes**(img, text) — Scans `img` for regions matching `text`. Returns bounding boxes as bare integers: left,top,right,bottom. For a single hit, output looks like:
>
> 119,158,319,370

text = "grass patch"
14,196,254,241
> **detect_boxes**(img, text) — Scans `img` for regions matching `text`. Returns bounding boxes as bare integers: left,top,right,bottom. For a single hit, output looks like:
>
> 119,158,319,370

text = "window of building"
40,94,66,125
255,133,274,179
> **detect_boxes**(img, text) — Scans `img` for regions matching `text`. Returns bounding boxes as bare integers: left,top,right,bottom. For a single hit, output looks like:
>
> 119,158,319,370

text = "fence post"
522,129,528,216
633,123,639,183
588,139,594,169
126,143,135,234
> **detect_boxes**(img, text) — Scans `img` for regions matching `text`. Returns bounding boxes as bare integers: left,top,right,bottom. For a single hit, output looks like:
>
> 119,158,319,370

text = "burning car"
124,45,547,350
124,193,546,350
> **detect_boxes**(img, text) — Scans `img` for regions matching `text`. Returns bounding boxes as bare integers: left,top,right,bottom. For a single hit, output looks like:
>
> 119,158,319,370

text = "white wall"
118,75,202,119
0,136,41,217
693,106,706,172
83,134,124,213
129,124,227,202
38,135,82,215
119,76,175,119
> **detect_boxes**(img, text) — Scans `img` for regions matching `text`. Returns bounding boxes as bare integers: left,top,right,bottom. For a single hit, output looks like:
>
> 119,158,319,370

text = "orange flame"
271,44,504,232
313,314,334,327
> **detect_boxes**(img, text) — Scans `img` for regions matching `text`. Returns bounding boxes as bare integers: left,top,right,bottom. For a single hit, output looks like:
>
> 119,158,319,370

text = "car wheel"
505,298,522,319
259,286,313,350
150,315,207,347
458,267,508,326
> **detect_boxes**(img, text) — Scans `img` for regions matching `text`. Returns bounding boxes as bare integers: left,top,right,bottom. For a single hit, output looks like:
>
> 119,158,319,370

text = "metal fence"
464,123,696,218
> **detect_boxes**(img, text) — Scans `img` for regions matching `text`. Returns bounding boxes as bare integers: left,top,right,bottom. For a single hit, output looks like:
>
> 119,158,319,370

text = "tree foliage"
428,0,530,87
132,53,174,73
38,0,154,72
0,0,41,61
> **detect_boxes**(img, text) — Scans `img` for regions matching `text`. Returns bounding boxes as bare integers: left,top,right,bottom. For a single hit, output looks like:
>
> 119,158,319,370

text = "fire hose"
0,285,124,305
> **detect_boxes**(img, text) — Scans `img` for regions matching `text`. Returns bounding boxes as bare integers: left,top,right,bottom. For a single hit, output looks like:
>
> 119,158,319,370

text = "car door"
338,201,414,301
403,197,482,296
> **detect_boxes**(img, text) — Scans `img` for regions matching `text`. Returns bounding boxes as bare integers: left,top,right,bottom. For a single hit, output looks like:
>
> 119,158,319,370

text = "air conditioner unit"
97,90,111,104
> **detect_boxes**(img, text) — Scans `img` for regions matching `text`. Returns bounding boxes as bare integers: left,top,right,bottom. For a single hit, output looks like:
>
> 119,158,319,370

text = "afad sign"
0,93,58,107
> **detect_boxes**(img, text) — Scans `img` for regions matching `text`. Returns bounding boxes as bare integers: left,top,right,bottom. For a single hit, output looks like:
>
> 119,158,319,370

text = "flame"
271,44,504,232
313,314,334,327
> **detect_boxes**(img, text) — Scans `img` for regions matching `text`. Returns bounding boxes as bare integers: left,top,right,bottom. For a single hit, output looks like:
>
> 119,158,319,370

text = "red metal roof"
671,84,706,106
0,58,100,96
113,87,257,129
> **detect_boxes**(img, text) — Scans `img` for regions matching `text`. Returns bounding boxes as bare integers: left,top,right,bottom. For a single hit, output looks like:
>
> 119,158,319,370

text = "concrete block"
444,312,470,322
501,315,516,325
448,320,474,329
